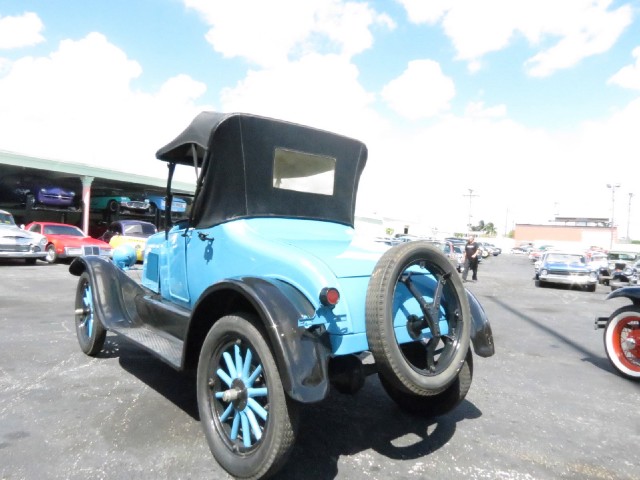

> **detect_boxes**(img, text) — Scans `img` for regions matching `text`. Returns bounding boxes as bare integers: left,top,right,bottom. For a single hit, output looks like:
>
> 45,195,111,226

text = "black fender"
191,277,331,404
605,286,640,305
467,289,495,357
69,256,145,329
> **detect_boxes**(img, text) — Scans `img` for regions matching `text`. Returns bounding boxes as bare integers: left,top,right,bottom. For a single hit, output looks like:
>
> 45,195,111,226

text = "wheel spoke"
247,398,268,421
245,407,263,441
240,411,251,448
424,340,437,372
219,403,234,422
247,387,267,398
230,412,240,440
222,351,237,378
234,344,243,377
242,348,253,380
216,368,233,387
247,365,263,385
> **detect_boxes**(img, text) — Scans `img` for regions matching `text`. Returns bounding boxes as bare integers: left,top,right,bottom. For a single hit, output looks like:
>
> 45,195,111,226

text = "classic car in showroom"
535,251,598,292
135,192,188,215
0,173,77,209
24,221,112,264
0,209,47,263
89,191,150,215
98,219,157,262
69,112,494,479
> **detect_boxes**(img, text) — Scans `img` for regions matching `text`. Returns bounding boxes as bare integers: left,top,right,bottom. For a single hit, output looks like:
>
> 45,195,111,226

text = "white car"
0,209,47,264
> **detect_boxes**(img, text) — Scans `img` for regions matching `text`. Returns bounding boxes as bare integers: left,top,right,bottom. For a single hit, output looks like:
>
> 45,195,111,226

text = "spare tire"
366,241,471,396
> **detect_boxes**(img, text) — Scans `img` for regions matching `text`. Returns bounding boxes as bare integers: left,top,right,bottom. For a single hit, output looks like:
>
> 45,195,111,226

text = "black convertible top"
156,112,368,229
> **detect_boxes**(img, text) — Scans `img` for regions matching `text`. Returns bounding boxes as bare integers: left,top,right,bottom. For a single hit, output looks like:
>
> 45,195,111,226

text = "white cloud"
525,1,634,77
398,0,633,77
184,0,393,67
608,46,640,90
219,53,387,141
381,59,455,119
464,101,507,118
395,0,451,24
0,33,209,176
0,12,45,49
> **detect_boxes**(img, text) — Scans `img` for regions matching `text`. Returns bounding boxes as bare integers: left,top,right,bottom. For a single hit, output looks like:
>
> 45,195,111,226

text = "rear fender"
467,289,495,357
69,256,144,329
605,286,640,305
191,277,331,403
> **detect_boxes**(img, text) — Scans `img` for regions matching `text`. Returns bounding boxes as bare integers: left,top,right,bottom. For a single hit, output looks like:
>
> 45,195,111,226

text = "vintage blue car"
70,112,494,479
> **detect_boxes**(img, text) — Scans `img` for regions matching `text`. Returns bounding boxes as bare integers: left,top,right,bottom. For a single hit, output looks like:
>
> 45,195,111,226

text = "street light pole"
606,183,620,250
627,192,634,240
463,188,479,232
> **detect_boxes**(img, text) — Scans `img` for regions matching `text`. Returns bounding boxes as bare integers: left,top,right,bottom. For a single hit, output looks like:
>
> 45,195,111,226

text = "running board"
113,325,184,369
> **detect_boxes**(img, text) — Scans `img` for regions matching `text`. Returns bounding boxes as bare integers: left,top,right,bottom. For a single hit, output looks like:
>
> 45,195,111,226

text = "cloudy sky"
1,0,639,238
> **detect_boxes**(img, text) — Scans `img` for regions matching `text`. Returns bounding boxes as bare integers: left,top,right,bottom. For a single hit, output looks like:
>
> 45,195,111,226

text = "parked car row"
530,246,640,293
0,208,157,266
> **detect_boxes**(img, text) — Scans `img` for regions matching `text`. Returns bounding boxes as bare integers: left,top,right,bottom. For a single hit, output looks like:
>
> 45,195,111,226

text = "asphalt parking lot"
1,254,639,480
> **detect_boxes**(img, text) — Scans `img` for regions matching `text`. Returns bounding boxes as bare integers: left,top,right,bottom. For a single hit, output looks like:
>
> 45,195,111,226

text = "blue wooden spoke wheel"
74,272,106,356
197,314,298,480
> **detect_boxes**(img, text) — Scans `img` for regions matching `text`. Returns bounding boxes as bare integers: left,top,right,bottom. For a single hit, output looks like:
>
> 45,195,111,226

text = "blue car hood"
543,261,593,272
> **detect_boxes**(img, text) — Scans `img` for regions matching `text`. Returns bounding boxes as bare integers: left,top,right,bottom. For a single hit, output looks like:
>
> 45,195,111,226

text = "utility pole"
606,183,620,250
463,188,479,233
627,192,634,240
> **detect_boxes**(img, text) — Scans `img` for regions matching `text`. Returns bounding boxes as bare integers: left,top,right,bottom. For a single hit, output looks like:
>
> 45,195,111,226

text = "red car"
25,222,112,264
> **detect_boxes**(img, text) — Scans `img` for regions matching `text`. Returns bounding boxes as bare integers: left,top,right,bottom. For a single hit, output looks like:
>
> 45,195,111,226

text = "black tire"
586,284,596,292
603,306,640,380
107,199,120,213
25,258,37,265
197,314,298,480
74,272,106,356
45,244,58,264
366,241,472,396
380,349,473,417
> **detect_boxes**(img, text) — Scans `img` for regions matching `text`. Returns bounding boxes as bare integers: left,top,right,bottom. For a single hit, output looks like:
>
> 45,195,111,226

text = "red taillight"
319,287,340,306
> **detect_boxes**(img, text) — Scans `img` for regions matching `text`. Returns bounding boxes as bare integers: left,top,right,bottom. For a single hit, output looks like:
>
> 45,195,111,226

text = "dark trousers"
462,257,478,281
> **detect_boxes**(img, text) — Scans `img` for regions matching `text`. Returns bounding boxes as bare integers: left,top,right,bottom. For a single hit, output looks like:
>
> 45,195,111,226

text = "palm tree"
483,222,497,237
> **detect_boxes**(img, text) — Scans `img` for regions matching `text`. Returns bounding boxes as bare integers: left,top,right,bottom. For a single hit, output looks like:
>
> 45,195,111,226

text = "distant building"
514,216,615,249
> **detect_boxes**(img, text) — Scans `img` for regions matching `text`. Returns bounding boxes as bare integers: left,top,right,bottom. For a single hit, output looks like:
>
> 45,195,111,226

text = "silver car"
0,209,47,264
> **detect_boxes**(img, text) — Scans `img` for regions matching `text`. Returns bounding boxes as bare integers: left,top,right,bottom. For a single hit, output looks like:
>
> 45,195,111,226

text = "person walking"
462,234,480,282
